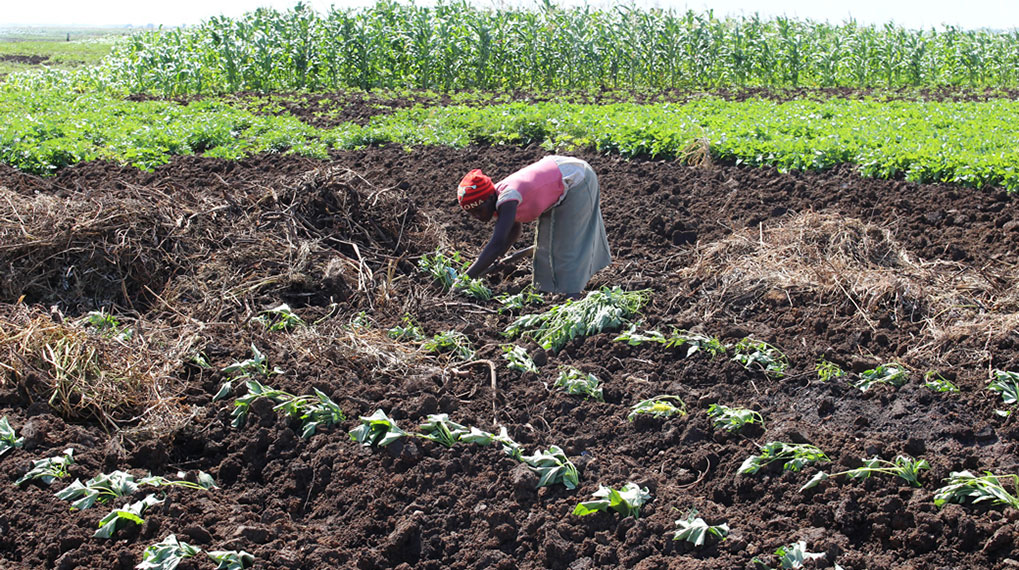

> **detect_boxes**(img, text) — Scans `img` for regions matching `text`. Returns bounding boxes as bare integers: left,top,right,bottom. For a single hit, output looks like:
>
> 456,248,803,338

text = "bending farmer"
457,156,611,297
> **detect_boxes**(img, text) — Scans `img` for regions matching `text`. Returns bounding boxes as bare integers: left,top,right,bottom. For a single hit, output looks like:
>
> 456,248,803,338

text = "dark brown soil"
0,54,48,65
2,118,1019,568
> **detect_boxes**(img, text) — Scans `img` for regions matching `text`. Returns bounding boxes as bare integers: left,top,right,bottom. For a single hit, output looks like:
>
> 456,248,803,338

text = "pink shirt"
494,157,566,224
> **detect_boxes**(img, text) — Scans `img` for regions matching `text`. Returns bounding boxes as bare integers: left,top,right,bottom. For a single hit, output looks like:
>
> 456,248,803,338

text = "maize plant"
90,4,1019,96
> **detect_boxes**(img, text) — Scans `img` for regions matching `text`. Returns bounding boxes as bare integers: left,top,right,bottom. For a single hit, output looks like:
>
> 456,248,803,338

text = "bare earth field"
1,98,1019,569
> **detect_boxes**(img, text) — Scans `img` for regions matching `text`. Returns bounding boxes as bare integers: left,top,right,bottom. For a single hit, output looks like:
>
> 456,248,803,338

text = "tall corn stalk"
84,2,1019,95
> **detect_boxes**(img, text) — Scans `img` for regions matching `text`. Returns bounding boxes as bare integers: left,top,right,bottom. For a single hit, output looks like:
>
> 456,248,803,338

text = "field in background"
0,27,129,76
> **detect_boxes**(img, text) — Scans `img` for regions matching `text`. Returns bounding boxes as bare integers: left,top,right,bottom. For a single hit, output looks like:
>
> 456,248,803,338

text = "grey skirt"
531,162,611,295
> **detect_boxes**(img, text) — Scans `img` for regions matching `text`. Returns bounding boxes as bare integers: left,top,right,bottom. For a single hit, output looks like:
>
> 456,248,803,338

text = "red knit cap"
457,169,495,211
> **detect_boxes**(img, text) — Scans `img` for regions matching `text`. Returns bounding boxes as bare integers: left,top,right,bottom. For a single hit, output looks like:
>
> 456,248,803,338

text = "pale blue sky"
1,0,1016,31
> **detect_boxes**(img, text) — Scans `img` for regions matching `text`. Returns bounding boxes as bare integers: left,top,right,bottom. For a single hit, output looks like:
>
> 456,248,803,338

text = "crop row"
37,2,1019,95
2,86,1016,190
5,282,1019,568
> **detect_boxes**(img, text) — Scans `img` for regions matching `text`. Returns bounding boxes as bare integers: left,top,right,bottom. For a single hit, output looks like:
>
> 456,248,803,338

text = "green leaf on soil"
15,447,74,486
573,482,651,519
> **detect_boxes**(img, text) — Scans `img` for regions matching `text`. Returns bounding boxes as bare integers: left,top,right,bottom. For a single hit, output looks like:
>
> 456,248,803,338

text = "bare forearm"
467,224,520,278
466,246,501,278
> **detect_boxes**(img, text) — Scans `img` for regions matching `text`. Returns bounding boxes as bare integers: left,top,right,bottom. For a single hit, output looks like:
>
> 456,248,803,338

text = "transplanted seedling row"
6,438,244,567
5,421,253,567
387,315,476,361
8,448,217,541
223,379,345,439
738,438,1019,513
615,325,787,377
53,469,217,538
617,323,993,408
135,534,253,570
499,340,764,429
349,410,580,489
214,346,345,439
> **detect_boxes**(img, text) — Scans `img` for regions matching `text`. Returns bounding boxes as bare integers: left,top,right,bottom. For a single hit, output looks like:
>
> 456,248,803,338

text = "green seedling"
852,363,908,392
387,314,425,341
422,330,475,360
56,470,139,510
732,338,788,378
923,371,958,393
0,416,24,457
349,409,407,447
573,482,651,519
673,509,729,546
271,388,346,438
801,455,930,491
230,379,292,428
418,414,469,448
707,404,763,433
15,448,74,486
138,471,218,491
614,326,668,346
666,331,727,358
56,470,214,510
989,370,1019,416
207,550,255,570
628,395,686,421
137,534,201,570
505,287,650,353
614,325,725,358
418,250,467,290
934,470,1019,510
452,275,493,301
503,345,538,374
221,345,283,378
78,310,120,331
94,494,163,539
739,442,830,475
459,426,523,460
756,540,827,569
554,367,604,401
521,445,579,489
212,381,233,402
497,287,544,312
349,311,373,329
77,309,134,341
252,303,305,331
815,358,846,383
190,352,212,369
418,250,492,300
230,380,343,437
